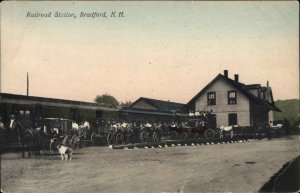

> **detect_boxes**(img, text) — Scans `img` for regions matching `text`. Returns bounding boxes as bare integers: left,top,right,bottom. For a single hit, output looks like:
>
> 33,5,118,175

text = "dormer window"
207,92,216,105
228,91,237,104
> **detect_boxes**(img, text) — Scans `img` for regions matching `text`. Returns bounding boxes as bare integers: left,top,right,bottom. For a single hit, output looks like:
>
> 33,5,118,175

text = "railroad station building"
181,70,281,128
1,70,281,128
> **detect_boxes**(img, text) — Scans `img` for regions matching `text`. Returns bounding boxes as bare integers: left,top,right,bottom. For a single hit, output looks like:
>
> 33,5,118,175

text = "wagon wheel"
152,131,158,144
155,130,162,143
107,132,114,146
115,133,124,145
91,132,98,146
140,131,148,143
204,129,215,139
181,132,188,140
123,129,132,144
71,135,80,149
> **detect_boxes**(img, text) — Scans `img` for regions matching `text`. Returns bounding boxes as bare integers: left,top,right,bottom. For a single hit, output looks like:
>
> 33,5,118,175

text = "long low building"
0,93,185,127
0,93,118,127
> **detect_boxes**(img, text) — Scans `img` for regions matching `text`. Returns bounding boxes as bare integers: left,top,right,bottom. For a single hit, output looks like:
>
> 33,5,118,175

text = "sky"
1,1,299,104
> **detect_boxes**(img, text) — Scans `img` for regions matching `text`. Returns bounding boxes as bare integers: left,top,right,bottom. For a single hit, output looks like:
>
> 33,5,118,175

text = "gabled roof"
181,74,281,112
130,97,184,112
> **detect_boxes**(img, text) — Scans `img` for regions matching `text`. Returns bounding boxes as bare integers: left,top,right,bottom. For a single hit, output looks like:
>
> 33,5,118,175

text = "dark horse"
9,116,35,158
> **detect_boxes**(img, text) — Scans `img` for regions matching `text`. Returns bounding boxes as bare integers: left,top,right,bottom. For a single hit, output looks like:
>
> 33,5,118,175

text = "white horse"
269,123,283,130
189,112,195,117
219,125,239,138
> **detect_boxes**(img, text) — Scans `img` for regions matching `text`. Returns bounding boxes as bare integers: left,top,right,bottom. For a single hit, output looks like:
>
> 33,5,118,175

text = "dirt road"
1,137,299,193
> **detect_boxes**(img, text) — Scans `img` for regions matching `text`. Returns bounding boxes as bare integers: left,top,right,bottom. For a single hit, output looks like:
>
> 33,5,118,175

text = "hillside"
274,99,299,133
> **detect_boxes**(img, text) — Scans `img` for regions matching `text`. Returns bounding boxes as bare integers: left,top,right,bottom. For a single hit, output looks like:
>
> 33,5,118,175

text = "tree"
94,94,119,106
120,101,132,107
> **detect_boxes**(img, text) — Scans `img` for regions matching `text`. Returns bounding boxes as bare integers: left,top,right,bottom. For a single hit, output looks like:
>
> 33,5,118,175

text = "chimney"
224,70,228,78
234,74,239,82
267,81,269,87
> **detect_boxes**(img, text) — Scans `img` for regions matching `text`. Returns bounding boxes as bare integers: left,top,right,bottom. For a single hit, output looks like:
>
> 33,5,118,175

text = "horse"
186,112,216,139
168,122,190,139
69,121,91,148
9,116,35,158
107,121,133,145
77,121,91,139
269,122,285,138
139,122,161,143
219,125,239,139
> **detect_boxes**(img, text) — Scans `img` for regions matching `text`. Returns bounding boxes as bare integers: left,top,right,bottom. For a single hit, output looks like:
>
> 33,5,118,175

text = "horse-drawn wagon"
168,112,215,140
139,122,163,144
103,121,163,145
6,115,91,157
44,118,82,151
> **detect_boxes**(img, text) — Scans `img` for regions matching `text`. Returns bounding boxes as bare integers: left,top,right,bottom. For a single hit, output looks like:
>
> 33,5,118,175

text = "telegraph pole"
27,72,29,96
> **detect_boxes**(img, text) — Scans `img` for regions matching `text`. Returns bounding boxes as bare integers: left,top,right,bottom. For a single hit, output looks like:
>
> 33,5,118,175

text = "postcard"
1,1,299,193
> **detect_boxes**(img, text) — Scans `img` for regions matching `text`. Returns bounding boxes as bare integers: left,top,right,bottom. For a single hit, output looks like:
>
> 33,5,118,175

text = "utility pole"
167,100,169,112
27,72,29,96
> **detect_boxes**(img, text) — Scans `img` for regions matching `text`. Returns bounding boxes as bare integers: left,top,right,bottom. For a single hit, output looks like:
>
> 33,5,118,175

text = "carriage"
3,116,74,156
168,112,215,140
106,121,133,145
255,121,286,139
43,118,82,151
89,119,112,145
104,121,163,145
139,122,163,144
85,119,132,146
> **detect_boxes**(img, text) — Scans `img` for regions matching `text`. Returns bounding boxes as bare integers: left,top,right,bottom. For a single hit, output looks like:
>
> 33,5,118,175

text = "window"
228,113,237,125
228,91,237,104
207,92,216,105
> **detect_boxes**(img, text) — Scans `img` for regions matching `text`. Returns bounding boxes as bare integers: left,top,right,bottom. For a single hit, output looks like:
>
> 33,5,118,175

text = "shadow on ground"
259,155,300,193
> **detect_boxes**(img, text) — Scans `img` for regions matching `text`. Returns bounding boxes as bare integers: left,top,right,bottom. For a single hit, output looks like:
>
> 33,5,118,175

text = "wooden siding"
194,78,250,127
249,102,270,127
